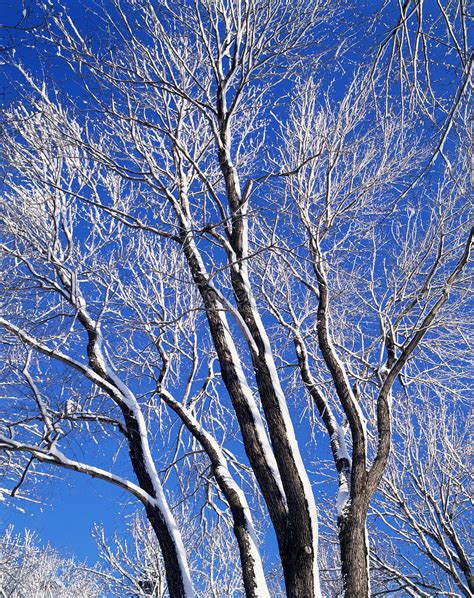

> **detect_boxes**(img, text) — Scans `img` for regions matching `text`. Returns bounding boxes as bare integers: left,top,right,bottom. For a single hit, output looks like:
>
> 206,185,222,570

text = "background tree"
372,398,473,596
0,525,103,597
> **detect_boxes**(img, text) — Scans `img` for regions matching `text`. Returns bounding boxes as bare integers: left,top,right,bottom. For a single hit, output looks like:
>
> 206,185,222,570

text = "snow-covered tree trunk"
159,389,270,597
338,503,370,598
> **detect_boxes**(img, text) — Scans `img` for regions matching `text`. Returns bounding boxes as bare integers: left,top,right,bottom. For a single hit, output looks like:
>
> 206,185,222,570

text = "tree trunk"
145,504,192,598
230,509,270,598
338,506,370,598
124,409,194,598
228,267,321,598
160,390,270,597
281,536,318,598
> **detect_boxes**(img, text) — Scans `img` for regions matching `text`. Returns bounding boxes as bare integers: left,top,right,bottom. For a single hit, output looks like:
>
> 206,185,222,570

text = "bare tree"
269,72,472,595
0,525,103,597
0,1,471,597
371,397,473,597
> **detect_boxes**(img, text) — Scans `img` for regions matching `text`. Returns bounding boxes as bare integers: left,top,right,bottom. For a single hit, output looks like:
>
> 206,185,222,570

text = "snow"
66,15,86,47
217,260,322,594
262,349,322,595
332,425,352,516
212,285,258,355
244,511,271,597
336,424,351,465
336,483,350,518
2,403,195,597
327,335,368,449
0,437,150,505
182,228,284,504
0,315,195,596
162,388,270,596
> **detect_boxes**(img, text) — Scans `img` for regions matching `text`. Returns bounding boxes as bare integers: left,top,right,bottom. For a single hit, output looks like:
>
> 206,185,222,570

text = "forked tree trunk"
338,503,370,598
180,232,320,596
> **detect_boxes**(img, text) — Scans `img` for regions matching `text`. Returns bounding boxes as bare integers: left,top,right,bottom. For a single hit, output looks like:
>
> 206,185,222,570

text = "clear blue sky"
0,0,467,581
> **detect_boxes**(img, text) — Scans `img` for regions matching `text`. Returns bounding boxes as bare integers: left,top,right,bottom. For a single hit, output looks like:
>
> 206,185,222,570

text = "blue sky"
0,0,470,589
2,470,128,561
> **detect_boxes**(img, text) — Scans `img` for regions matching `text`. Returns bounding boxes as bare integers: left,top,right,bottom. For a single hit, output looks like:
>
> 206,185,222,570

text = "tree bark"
181,229,320,596
144,503,192,598
216,135,320,596
122,408,193,598
338,504,370,598
160,389,270,598
280,538,319,598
